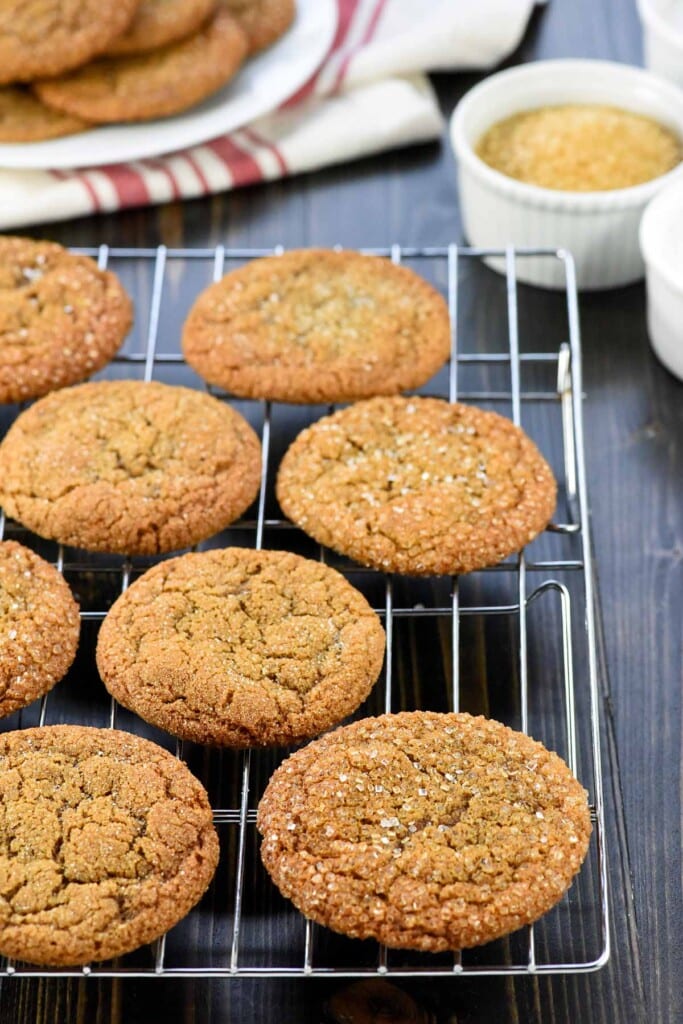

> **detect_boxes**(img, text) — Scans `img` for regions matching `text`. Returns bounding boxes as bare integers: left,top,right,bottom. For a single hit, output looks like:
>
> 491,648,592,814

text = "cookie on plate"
0,541,80,718
0,237,132,404
97,547,385,747
276,395,556,575
0,88,90,142
0,0,140,84
181,249,451,404
221,0,295,53
0,725,219,966
257,711,592,951
34,8,248,123
0,380,262,555
106,0,217,56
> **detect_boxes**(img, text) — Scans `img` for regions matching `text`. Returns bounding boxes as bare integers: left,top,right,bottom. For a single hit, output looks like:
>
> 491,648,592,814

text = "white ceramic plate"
0,0,337,170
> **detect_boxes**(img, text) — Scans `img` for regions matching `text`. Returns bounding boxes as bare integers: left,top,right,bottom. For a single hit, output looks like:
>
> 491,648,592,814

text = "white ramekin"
450,59,683,290
639,178,683,381
637,0,683,87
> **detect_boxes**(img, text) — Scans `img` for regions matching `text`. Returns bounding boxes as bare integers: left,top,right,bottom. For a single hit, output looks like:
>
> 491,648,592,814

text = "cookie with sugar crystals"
0,541,80,718
257,711,592,951
0,88,90,141
221,0,295,53
276,395,556,576
182,249,451,404
34,8,247,123
97,546,385,746
0,0,140,84
105,0,217,56
0,236,132,404
0,380,262,555
0,725,219,966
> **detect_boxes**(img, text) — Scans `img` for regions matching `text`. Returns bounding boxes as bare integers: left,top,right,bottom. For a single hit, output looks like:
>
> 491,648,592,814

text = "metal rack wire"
0,244,609,978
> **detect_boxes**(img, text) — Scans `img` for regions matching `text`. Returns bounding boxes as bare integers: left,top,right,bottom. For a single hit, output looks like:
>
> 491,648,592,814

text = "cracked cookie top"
0,380,262,555
0,0,141,84
257,711,592,952
276,395,557,576
97,547,386,747
0,237,132,404
0,725,219,966
181,249,452,404
0,541,80,719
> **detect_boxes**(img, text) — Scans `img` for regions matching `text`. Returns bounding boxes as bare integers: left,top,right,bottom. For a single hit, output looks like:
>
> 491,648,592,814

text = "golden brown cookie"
34,8,248,123
97,547,385,747
106,0,217,57
0,87,90,141
0,541,80,718
257,711,592,951
0,725,219,966
276,396,556,576
221,0,295,53
0,237,132,404
0,380,262,555
182,250,451,404
0,0,140,85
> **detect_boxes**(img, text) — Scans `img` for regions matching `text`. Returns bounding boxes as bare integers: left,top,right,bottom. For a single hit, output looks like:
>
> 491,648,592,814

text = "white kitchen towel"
0,0,538,228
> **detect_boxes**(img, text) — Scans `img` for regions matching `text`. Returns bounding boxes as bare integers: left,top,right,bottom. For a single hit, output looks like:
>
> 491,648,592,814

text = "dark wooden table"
1,0,681,1020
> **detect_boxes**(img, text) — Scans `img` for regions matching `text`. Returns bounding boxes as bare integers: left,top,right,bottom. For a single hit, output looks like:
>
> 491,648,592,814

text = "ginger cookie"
0,237,132,405
0,1,140,85
97,547,385,747
181,249,451,404
0,88,90,142
257,711,592,952
276,396,556,576
221,0,295,54
34,9,248,123
0,380,261,555
106,0,217,57
0,541,80,719
0,725,219,966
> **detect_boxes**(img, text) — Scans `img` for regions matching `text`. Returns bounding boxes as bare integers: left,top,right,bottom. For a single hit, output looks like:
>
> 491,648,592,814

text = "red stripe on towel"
99,164,151,207
333,0,389,90
281,0,361,107
205,135,263,186
241,127,288,176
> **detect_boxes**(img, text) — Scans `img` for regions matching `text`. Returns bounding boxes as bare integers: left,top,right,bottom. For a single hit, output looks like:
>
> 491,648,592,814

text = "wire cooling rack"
0,244,609,978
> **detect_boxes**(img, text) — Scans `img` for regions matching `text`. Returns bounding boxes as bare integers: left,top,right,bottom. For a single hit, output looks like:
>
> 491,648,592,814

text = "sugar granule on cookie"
182,249,451,404
0,380,262,555
276,395,556,576
257,711,592,951
0,725,219,966
0,541,80,718
97,547,385,747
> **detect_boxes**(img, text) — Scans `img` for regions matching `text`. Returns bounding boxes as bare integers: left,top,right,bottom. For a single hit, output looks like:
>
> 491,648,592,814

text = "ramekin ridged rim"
450,58,683,212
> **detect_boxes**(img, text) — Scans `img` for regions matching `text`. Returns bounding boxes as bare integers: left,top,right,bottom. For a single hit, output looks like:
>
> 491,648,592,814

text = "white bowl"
450,59,683,290
640,178,683,380
637,0,683,88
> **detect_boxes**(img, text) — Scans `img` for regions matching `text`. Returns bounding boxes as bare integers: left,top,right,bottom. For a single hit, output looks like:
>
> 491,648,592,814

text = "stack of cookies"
0,239,592,967
0,0,295,142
